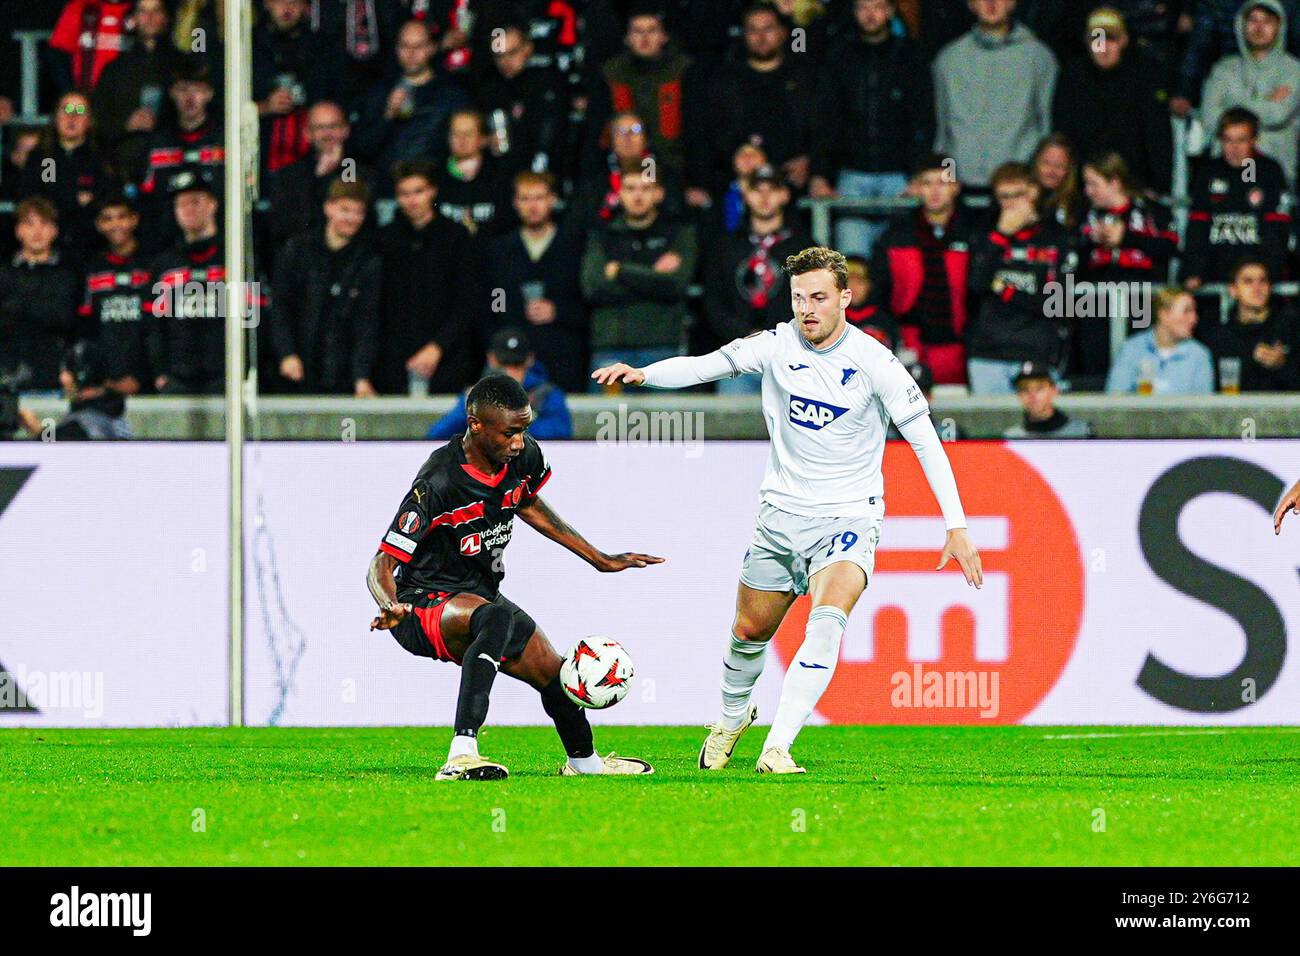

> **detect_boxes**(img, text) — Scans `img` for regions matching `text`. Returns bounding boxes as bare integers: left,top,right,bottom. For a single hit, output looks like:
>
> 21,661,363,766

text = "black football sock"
540,676,595,758
453,601,514,739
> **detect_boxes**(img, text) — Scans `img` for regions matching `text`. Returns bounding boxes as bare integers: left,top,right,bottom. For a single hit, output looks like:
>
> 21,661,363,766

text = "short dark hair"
467,374,530,419
390,159,439,190
171,56,213,88
785,246,849,291
1219,107,1260,139
990,161,1035,190
94,194,137,218
912,153,955,178
1231,257,1271,283
326,178,371,205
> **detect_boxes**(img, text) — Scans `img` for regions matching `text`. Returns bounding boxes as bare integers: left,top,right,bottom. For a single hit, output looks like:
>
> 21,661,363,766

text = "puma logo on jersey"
788,395,849,430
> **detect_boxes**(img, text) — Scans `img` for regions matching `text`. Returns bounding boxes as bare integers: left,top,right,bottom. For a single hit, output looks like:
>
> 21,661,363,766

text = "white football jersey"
719,321,930,518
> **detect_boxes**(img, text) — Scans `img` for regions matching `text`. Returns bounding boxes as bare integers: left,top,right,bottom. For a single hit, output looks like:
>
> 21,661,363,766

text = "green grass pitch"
2,725,1297,867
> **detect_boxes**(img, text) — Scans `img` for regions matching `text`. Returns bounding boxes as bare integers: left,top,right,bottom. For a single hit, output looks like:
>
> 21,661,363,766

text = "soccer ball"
560,637,634,709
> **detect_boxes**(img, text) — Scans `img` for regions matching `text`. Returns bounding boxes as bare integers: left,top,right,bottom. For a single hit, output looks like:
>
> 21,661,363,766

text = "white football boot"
698,704,758,770
435,755,509,781
755,746,806,775
559,752,655,775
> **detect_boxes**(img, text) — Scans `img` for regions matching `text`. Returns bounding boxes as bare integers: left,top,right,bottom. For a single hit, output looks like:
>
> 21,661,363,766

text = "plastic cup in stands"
139,85,162,113
491,109,510,155
521,281,545,304
1218,357,1242,395
1137,359,1156,396
408,371,429,398
396,81,416,120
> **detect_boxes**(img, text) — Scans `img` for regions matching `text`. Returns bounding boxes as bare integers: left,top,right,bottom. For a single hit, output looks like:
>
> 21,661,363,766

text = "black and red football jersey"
378,434,553,600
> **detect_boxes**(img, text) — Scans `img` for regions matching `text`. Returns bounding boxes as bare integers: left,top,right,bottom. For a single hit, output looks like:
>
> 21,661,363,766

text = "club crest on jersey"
841,368,857,386
501,483,525,508
398,511,420,534
460,532,483,555
788,394,849,430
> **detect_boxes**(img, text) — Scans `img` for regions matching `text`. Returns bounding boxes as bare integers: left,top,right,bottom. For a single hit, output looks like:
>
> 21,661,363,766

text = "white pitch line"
1042,728,1300,740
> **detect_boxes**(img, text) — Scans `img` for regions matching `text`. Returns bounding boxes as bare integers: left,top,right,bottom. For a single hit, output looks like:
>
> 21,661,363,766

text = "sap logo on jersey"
788,395,849,430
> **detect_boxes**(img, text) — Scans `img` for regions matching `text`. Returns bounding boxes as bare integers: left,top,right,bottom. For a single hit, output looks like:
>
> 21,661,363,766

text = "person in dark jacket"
1183,107,1292,288
966,161,1077,394
0,198,81,394
474,22,567,178
482,171,588,392
16,339,132,440
580,166,697,391
19,91,116,262
91,0,186,180
271,180,381,396
374,159,479,395
702,164,813,385
871,153,973,385
307,0,403,118
427,328,573,440
689,3,816,202
149,167,228,395
79,195,155,395
353,19,471,197
1203,257,1300,390
569,110,685,228
845,254,900,351
809,0,933,257
1052,6,1174,195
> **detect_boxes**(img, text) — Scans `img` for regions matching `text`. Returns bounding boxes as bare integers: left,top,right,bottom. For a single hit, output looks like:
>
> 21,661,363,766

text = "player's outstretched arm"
895,413,983,588
517,494,665,572
366,550,412,630
1274,477,1300,534
592,347,745,390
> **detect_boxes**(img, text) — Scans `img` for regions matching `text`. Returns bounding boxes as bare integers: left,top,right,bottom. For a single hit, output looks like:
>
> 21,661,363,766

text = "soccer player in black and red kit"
367,374,663,780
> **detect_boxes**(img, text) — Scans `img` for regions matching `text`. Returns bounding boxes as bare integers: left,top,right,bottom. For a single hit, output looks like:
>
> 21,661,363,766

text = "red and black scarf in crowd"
310,0,381,59
743,229,790,309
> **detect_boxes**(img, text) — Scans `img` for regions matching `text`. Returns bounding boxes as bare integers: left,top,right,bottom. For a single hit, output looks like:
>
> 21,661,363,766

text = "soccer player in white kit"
593,247,983,773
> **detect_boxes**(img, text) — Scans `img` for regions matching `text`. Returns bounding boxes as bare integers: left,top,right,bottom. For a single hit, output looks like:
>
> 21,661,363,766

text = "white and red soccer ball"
560,638,634,709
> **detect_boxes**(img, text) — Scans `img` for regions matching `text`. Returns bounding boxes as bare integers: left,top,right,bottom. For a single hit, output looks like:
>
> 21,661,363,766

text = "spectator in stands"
150,167,226,395
427,328,573,440
871,153,974,385
965,161,1076,394
1202,1,1300,186
16,340,132,440
932,0,1057,189
1183,107,1292,290
581,167,697,391
571,110,684,227
1003,360,1094,438
1106,287,1214,393
1032,134,1084,231
253,0,336,175
271,179,381,396
475,22,567,178
48,0,133,91
0,128,42,259
171,0,226,82
1052,7,1174,196
692,3,815,205
483,171,588,393
354,19,471,197
1202,258,1300,389
1173,0,1300,115
80,196,154,395
265,101,375,249
308,0,402,117
375,159,478,395
703,164,814,393
1076,151,1180,382
134,57,224,256
715,142,770,235
437,109,514,237
18,91,115,261
595,6,696,188
845,255,900,351
92,0,185,180
0,198,80,394
809,0,932,256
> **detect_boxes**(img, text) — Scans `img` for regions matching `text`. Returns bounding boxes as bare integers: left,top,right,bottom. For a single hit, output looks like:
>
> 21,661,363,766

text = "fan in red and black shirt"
366,373,662,781
79,196,156,394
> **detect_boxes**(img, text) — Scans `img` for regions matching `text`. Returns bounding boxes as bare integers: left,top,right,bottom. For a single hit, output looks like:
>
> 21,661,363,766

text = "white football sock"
720,633,769,730
566,752,605,774
763,605,848,752
448,733,479,761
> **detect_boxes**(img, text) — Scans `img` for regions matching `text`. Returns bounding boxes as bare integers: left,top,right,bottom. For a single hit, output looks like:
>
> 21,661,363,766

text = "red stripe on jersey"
1265,212,1291,222
379,541,412,563
428,501,486,528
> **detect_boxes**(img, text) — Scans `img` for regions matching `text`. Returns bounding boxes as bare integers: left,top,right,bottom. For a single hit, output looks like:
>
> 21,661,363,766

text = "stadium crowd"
4,0,1300,440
